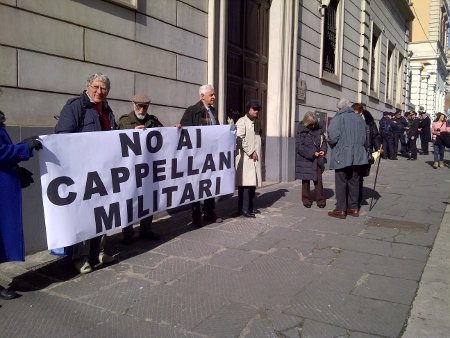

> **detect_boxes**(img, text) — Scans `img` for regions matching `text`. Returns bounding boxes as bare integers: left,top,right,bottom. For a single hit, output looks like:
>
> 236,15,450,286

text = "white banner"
39,126,236,250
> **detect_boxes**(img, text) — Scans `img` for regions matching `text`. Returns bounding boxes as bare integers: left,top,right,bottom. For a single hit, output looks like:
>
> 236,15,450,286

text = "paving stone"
331,250,388,275
394,232,437,246
265,309,302,332
145,257,202,283
360,226,400,240
385,257,426,281
114,251,167,268
178,228,256,249
284,286,410,337
313,266,365,294
290,217,368,236
127,284,226,330
351,274,418,305
152,238,221,259
300,319,347,338
77,313,203,338
305,248,340,265
80,276,157,313
390,242,430,261
348,332,386,338
208,248,261,270
237,236,281,252
0,291,112,337
214,219,274,235
192,302,257,337
317,233,393,256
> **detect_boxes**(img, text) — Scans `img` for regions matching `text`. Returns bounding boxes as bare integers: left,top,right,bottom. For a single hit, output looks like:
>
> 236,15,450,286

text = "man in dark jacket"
117,94,181,244
180,85,223,227
327,98,368,219
418,111,431,155
393,110,409,157
379,112,396,159
407,111,420,160
55,73,116,274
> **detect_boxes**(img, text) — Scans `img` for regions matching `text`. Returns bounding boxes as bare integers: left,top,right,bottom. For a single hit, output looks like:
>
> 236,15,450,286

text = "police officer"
379,112,395,159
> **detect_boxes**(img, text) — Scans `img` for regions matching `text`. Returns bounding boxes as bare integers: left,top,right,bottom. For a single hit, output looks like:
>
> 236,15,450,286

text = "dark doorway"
227,0,270,179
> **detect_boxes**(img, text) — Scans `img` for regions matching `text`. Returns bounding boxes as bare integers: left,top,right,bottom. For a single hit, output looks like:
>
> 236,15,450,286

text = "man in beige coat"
235,100,263,218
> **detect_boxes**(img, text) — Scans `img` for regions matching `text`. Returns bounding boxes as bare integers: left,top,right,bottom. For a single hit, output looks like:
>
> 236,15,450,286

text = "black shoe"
139,231,161,241
390,157,398,160
0,288,20,300
122,237,133,245
317,204,326,208
409,158,416,161
242,211,256,218
251,209,261,214
303,204,312,208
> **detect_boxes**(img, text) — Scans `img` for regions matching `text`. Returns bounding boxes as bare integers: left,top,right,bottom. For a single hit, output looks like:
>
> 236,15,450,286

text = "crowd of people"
0,73,264,290
0,74,447,299
295,98,448,220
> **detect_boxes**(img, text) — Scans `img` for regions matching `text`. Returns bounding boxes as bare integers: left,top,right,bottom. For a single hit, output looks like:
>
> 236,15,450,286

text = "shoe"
74,259,92,274
317,204,326,208
251,209,261,214
204,214,223,223
0,288,20,300
242,211,256,218
439,161,444,168
433,162,438,169
139,231,161,241
98,253,115,264
303,204,312,208
390,157,398,160
409,158,416,161
346,208,359,217
328,209,346,219
192,217,203,228
122,237,133,245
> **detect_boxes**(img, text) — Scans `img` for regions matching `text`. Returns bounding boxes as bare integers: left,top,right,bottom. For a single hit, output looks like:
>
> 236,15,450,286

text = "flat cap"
132,93,151,105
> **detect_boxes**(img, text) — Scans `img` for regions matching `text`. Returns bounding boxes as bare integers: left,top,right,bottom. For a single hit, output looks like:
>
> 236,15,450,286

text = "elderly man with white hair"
326,98,368,219
180,85,223,227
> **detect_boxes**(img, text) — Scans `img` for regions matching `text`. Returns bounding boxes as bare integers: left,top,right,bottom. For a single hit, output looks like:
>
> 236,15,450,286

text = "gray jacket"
327,106,368,170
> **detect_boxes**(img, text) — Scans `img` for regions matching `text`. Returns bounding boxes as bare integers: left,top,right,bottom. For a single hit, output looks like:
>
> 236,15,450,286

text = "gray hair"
86,73,111,89
336,98,351,110
199,84,214,97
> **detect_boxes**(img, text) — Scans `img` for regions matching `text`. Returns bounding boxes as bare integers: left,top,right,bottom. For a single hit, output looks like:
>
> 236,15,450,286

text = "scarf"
246,113,264,138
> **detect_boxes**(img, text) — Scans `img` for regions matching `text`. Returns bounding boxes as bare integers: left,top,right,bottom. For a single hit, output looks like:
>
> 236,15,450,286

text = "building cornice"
393,0,415,21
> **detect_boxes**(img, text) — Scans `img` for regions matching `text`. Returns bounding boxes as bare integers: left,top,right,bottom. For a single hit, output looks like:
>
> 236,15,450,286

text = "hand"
135,125,145,130
411,136,415,140
318,151,325,156
21,136,43,151
174,123,182,129
251,151,258,162
379,149,384,154
314,151,320,157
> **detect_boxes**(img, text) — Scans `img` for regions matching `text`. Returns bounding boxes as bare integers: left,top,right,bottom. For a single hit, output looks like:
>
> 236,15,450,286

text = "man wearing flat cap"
117,93,181,245
379,111,395,160
235,100,264,218
407,111,420,160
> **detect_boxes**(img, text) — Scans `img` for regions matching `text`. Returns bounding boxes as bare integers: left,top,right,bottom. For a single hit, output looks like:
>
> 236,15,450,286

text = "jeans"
433,140,445,162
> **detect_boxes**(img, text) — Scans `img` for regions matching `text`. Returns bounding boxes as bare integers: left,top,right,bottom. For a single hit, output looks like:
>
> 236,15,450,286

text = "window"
320,0,344,84
386,43,394,103
369,24,381,97
396,53,405,107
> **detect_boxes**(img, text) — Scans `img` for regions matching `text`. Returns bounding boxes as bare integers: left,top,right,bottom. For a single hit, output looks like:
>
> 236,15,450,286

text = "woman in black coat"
418,111,431,155
352,104,381,207
295,112,327,208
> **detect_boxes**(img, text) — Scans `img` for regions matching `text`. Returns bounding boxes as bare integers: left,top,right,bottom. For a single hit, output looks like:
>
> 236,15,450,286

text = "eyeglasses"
89,85,109,93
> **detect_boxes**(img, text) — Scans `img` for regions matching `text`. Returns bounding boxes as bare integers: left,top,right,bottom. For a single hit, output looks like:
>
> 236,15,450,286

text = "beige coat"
235,115,262,187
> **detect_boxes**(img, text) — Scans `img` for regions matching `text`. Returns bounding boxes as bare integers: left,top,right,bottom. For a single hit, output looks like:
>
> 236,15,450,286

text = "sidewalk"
0,152,449,337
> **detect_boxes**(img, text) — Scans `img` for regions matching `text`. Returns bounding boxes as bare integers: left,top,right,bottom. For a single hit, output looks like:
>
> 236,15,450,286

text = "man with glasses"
117,93,181,245
55,73,116,274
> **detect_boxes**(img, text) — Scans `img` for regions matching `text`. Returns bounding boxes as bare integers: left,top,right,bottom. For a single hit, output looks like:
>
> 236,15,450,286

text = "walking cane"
369,145,383,211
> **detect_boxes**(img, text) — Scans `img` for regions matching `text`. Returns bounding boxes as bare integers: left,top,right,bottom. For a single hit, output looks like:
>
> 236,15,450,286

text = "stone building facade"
0,0,414,253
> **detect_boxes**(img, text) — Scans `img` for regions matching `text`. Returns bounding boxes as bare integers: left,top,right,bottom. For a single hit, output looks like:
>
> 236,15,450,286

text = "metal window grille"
322,0,339,74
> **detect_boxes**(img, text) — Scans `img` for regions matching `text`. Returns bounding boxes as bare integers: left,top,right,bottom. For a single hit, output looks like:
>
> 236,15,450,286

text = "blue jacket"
55,91,116,133
327,106,368,170
0,125,33,263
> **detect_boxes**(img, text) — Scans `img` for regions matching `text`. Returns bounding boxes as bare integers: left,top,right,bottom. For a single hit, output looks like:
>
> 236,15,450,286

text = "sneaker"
139,231,161,241
74,259,92,274
98,253,115,264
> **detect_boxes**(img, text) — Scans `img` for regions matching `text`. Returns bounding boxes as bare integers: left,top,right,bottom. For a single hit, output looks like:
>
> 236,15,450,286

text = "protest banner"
39,125,236,250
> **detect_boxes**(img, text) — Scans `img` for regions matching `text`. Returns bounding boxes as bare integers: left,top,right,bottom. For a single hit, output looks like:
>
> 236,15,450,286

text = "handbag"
16,165,34,188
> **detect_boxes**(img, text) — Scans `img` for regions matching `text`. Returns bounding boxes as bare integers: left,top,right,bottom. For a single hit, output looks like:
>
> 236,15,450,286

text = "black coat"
180,100,219,126
361,110,381,177
418,116,431,142
295,123,327,181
